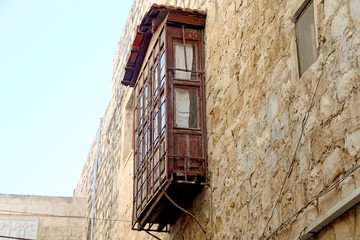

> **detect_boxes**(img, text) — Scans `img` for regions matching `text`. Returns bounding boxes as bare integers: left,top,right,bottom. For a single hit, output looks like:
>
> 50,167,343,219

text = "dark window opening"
295,0,319,77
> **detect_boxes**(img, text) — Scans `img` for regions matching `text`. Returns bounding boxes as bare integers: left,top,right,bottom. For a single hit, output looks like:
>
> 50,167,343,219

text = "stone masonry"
0,194,86,240
75,0,360,239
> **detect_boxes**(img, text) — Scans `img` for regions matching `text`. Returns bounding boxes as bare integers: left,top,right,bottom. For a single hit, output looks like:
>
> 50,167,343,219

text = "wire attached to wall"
137,222,162,240
144,229,162,240
267,159,360,240
260,50,336,240
0,235,35,240
0,209,131,223
160,185,208,240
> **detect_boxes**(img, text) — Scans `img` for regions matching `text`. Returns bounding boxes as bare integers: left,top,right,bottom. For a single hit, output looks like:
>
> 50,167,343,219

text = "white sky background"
0,0,133,197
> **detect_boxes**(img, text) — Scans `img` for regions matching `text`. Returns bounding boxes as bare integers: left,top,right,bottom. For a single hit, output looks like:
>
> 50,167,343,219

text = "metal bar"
91,118,102,240
167,67,203,73
182,26,188,71
169,155,206,161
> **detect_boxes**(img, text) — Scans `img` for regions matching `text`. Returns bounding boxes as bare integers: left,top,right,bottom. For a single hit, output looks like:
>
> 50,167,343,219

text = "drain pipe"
91,118,102,240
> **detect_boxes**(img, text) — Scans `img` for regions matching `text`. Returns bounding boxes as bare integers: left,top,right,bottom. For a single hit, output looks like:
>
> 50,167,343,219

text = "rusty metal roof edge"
121,4,206,87
151,3,206,16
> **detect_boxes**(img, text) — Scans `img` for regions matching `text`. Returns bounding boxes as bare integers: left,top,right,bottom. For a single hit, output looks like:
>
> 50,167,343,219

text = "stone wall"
0,194,86,240
313,203,360,240
76,0,360,239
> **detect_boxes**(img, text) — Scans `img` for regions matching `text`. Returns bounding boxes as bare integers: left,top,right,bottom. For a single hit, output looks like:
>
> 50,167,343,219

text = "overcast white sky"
0,0,132,197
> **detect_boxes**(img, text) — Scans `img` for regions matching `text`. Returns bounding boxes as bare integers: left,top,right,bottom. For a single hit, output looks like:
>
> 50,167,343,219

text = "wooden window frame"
126,6,207,231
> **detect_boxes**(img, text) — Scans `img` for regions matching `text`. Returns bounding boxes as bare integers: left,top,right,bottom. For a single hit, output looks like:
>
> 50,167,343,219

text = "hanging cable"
160,184,207,239
144,229,162,240
0,209,131,223
260,50,336,239
266,159,360,240
137,222,162,240
0,235,35,240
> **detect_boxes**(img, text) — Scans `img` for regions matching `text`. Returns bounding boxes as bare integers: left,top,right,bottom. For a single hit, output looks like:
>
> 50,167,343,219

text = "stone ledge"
292,186,360,240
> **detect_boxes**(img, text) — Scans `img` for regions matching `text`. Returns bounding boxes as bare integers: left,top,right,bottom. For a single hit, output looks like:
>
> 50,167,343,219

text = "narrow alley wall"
75,0,360,239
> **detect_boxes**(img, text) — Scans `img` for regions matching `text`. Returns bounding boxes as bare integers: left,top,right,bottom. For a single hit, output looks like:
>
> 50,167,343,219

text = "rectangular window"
295,0,319,76
174,42,196,80
174,88,198,128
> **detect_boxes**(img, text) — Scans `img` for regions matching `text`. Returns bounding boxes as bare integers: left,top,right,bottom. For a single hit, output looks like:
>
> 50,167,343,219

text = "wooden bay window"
121,4,207,232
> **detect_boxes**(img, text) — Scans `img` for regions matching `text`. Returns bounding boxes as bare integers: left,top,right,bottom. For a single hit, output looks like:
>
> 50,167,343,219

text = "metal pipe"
91,118,102,240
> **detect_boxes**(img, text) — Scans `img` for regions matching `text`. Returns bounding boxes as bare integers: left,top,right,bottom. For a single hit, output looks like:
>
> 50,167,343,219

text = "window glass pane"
154,148,159,166
160,95,166,134
142,171,147,183
139,95,143,125
160,52,165,86
145,127,148,154
145,85,149,116
296,1,318,76
139,136,143,164
153,148,159,181
154,65,158,98
153,109,158,144
175,88,198,128
174,42,196,79
160,140,165,158
142,170,147,200
142,182,147,200
137,179,141,191
146,126,150,153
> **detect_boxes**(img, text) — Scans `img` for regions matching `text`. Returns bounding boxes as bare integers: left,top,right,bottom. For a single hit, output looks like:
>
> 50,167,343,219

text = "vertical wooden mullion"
200,28,207,184
181,26,188,72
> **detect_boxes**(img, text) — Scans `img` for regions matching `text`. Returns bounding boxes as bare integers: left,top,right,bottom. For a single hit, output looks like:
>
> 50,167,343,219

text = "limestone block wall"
0,194,86,240
170,0,360,239
76,0,360,239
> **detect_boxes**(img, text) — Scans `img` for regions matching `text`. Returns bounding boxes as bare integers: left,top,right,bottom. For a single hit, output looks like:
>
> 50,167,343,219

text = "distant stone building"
0,194,86,240
75,0,360,239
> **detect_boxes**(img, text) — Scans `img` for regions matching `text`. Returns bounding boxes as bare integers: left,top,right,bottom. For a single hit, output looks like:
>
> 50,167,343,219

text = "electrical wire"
137,222,162,240
0,235,35,240
260,51,335,239
160,184,208,240
0,209,131,223
144,229,162,240
266,159,360,240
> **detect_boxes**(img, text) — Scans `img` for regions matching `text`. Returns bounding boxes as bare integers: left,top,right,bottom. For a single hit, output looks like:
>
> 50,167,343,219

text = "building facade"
75,0,360,239
0,194,86,240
